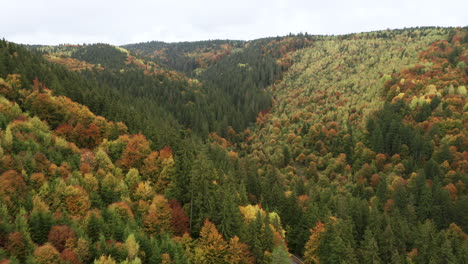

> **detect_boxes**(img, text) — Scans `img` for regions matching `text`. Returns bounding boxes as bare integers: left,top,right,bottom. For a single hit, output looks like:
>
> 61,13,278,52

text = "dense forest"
0,26,467,264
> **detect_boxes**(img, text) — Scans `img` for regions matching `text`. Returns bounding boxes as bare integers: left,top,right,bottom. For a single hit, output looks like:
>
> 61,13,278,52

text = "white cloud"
1,0,467,45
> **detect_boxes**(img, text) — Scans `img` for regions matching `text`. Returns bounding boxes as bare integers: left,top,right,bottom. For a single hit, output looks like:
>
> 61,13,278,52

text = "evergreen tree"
360,228,382,264
270,242,290,264
29,210,52,245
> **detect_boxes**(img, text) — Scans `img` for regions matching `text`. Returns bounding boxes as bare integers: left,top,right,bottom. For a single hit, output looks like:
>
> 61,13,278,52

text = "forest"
0,26,466,264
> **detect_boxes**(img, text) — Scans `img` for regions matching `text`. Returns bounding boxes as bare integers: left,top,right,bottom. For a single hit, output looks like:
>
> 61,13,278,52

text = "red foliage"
48,225,76,252
56,122,103,149
60,248,81,264
5,232,27,259
169,199,190,236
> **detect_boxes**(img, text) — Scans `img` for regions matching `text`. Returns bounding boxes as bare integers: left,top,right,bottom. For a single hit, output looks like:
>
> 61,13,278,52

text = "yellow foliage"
134,181,154,201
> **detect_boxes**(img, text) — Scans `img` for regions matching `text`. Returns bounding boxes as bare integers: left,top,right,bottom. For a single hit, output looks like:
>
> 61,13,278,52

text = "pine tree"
271,242,290,264
189,152,219,235
217,187,242,239
360,228,382,264
30,210,52,245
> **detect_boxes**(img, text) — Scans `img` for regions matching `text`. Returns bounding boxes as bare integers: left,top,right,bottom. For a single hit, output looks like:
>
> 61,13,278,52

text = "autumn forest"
0,27,467,264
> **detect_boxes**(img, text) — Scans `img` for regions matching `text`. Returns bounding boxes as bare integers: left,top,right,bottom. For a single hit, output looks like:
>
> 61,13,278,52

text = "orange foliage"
304,221,325,264
227,236,255,264
109,201,134,220
118,134,151,170
45,55,101,72
141,151,160,180
59,162,71,178
370,174,381,187
197,219,229,262
0,170,27,206
143,195,173,236
444,183,458,200
64,186,91,217
159,146,173,160
375,153,387,171
31,172,46,188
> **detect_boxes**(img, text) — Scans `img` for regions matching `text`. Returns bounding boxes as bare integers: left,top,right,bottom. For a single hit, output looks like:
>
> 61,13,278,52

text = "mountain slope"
237,27,467,261
0,27,467,264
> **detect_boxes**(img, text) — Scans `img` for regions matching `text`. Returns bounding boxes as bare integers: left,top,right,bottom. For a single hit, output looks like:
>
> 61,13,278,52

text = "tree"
64,185,91,217
194,219,229,264
304,222,325,264
118,134,151,170
216,188,242,239
189,153,219,235
0,170,27,210
34,243,61,264
124,234,140,261
5,232,28,261
87,212,104,242
143,195,173,236
30,210,52,245
169,199,190,236
227,236,255,264
270,243,290,264
93,255,117,264
360,228,382,264
48,225,76,252
61,248,80,264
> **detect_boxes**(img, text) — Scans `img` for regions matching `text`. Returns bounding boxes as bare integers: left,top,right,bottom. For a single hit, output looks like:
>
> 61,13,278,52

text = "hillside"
0,27,467,264
236,27,468,262
0,42,290,263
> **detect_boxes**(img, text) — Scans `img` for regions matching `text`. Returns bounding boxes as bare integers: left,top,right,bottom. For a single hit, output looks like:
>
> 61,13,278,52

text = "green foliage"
71,44,128,69
0,28,466,264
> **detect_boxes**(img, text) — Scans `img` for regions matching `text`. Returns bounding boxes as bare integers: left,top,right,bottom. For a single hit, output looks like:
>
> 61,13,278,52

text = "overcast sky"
1,0,467,45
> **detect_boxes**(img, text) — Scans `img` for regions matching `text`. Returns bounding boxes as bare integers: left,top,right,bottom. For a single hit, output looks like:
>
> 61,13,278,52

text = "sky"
1,0,467,45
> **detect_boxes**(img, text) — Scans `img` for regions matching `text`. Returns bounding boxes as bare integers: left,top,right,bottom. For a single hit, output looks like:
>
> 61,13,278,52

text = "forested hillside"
0,27,467,264
0,39,290,264
236,27,468,262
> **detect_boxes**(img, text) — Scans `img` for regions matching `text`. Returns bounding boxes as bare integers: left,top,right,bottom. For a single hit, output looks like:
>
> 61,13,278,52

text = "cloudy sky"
2,0,467,45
